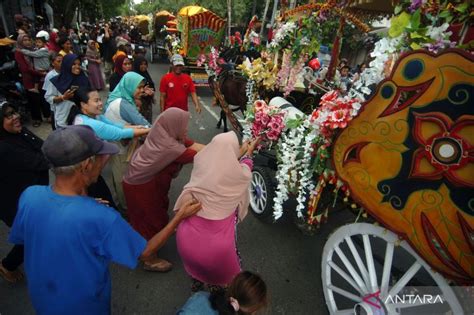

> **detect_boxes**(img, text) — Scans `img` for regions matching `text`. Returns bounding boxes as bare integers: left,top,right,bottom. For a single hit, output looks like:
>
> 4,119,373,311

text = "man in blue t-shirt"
9,125,201,315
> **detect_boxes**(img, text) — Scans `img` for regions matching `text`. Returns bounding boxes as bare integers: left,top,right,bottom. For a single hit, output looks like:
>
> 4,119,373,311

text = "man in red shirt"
159,54,202,113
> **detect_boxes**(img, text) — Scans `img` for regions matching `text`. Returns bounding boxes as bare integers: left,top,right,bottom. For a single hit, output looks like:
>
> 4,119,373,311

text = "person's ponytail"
66,87,93,125
66,105,81,125
209,289,235,315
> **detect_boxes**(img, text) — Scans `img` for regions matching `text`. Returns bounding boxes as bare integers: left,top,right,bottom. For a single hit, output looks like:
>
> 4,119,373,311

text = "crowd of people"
0,16,268,315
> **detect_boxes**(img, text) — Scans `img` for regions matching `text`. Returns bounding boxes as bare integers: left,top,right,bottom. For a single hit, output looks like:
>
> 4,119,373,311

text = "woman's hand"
246,137,261,156
62,89,75,101
144,86,154,96
189,142,205,152
128,125,148,129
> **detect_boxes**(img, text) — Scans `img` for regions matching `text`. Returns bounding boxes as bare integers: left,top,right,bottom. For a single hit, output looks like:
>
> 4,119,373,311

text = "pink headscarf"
174,131,252,221
124,108,190,185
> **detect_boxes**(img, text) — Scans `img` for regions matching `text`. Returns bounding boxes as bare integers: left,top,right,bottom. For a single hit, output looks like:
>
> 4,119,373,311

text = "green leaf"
394,5,402,15
410,42,421,50
286,118,302,129
439,10,451,18
410,32,424,39
455,2,468,13
389,12,411,38
411,9,421,29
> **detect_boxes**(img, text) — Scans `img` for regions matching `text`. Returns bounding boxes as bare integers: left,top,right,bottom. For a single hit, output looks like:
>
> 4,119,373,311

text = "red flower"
321,90,339,103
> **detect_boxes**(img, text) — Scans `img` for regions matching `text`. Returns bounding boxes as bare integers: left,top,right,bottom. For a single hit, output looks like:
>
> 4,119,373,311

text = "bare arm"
191,92,201,114
132,128,150,137
188,142,205,152
140,200,201,260
160,92,166,112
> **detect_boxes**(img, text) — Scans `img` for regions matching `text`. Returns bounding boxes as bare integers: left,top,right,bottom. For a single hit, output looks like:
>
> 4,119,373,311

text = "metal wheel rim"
249,171,268,214
321,223,463,315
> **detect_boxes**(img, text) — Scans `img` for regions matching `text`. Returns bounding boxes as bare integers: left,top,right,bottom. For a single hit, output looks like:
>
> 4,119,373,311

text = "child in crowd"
20,30,50,92
178,271,268,315
43,52,63,129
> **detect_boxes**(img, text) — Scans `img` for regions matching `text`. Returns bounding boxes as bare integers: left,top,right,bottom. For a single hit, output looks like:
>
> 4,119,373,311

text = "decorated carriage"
216,1,473,314
174,6,226,87
149,10,177,63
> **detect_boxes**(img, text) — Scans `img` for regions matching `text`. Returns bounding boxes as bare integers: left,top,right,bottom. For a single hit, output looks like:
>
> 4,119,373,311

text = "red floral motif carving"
410,112,474,188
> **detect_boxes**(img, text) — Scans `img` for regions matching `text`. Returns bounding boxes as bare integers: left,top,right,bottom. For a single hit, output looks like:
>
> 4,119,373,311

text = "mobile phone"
70,85,79,92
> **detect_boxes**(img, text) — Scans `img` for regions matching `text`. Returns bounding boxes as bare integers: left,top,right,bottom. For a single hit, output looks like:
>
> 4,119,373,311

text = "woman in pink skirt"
174,132,259,291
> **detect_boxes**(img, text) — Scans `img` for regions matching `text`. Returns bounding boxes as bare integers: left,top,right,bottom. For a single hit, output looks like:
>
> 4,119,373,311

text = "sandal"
0,264,24,283
143,258,173,273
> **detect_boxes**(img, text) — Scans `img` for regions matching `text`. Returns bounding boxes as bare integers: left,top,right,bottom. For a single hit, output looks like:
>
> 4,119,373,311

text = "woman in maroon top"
14,34,50,127
123,108,205,272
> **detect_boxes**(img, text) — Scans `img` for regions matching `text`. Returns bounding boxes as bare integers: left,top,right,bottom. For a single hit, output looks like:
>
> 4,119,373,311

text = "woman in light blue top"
67,87,150,141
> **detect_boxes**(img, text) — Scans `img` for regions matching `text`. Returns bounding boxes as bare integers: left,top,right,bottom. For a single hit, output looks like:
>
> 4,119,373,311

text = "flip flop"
0,265,24,283
143,258,173,273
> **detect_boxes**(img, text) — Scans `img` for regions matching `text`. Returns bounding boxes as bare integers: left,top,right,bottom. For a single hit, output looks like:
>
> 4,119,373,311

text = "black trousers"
2,245,23,271
1,210,23,272
88,175,117,209
25,90,50,121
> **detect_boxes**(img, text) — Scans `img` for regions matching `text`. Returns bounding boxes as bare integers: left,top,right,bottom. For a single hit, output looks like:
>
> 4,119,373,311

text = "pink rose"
267,130,279,141
260,114,270,126
254,111,264,122
252,123,263,136
254,100,267,111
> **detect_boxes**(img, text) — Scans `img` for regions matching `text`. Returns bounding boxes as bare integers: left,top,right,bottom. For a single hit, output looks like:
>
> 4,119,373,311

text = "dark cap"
42,125,119,167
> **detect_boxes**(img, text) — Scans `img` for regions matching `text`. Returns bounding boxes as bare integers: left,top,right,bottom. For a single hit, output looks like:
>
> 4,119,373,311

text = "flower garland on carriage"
238,0,473,231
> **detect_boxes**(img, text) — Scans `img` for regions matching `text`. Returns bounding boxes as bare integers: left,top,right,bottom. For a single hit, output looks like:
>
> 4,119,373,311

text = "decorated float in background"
175,5,226,87
150,10,177,63
204,0,473,313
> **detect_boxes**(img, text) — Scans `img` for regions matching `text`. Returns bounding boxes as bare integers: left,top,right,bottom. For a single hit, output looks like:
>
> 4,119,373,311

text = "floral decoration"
196,46,222,77
245,100,286,149
237,56,279,91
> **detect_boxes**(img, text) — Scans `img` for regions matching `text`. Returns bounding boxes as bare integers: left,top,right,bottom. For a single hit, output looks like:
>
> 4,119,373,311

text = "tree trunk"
259,0,271,38
251,0,257,17
269,0,279,27
227,0,232,42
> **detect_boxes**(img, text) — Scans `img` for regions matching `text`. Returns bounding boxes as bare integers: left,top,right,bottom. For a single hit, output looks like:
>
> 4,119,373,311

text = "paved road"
0,58,357,314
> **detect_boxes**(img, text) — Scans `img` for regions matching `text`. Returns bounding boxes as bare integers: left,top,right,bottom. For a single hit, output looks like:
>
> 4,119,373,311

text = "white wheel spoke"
329,261,364,295
345,237,370,289
334,310,355,315
328,284,362,303
258,198,264,210
335,246,369,294
380,242,394,298
363,235,379,293
388,261,422,298
322,224,463,314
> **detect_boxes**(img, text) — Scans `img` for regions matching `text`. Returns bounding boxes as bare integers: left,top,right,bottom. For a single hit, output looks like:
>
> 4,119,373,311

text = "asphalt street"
0,58,357,314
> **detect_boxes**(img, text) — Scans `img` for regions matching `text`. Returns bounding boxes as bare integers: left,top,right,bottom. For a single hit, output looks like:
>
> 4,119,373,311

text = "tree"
51,0,128,26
